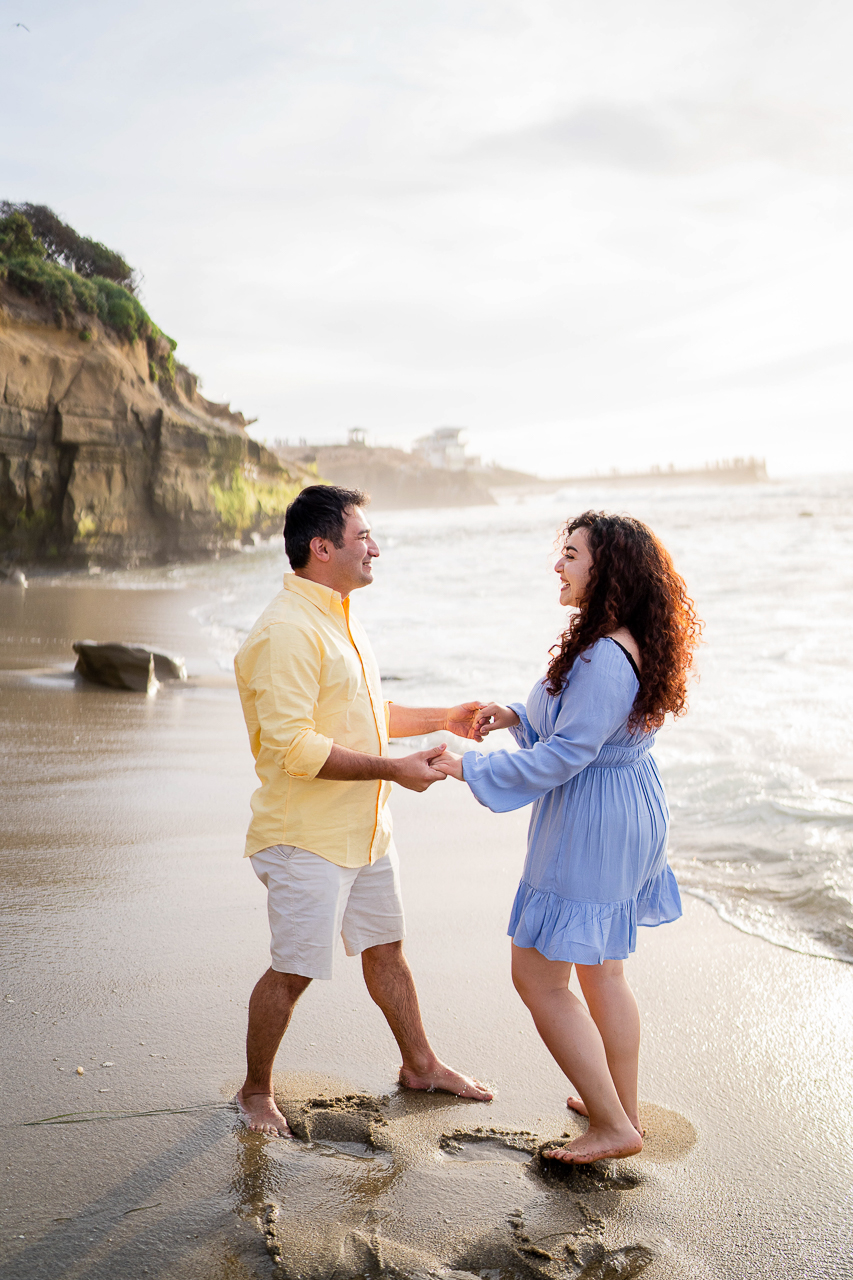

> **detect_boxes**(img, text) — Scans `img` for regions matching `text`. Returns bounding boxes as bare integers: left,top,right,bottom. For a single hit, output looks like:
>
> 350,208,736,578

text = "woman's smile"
555,525,594,606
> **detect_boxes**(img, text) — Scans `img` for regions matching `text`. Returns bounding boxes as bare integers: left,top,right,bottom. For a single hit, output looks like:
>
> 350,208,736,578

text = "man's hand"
431,750,464,781
389,745,449,792
443,701,486,741
473,703,520,737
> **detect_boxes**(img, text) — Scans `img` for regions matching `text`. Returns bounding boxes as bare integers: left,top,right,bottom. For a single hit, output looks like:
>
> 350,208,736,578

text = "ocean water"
114,474,853,965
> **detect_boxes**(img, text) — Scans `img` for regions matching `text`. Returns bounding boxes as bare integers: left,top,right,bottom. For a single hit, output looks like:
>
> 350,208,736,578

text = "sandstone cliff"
0,281,307,567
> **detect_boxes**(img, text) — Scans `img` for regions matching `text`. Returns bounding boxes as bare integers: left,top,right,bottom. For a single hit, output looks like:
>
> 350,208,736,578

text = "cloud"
2,0,852,475
467,98,852,174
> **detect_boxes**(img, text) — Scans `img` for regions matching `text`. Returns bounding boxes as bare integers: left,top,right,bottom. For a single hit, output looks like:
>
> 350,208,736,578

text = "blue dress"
462,637,682,964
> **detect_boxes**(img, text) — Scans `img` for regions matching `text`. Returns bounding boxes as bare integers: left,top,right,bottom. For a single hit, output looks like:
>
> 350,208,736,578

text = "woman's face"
555,525,594,607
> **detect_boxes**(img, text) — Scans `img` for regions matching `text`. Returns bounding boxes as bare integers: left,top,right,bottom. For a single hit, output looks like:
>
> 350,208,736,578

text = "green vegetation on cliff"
0,202,136,288
0,204,310,566
211,465,304,539
206,434,308,540
0,204,176,385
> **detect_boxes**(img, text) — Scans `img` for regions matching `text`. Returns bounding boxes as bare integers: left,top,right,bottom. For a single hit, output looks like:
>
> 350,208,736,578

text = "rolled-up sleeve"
462,655,631,813
249,623,334,779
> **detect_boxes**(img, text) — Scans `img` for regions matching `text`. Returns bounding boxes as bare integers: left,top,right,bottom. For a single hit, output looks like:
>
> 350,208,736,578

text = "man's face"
326,507,380,597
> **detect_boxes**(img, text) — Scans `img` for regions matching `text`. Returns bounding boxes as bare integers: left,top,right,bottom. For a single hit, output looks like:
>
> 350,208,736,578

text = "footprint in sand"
231,1090,696,1280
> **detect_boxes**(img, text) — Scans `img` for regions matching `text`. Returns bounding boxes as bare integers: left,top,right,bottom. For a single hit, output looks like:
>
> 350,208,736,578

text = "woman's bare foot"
235,1088,293,1137
544,1121,643,1165
567,1095,644,1137
399,1063,493,1101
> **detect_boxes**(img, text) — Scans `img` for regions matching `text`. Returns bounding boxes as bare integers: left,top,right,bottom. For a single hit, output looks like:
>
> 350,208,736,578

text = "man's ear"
309,535,331,562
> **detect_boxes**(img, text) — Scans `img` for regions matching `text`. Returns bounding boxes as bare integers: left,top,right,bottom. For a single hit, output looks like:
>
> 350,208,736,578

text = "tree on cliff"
0,202,136,292
0,205,175,384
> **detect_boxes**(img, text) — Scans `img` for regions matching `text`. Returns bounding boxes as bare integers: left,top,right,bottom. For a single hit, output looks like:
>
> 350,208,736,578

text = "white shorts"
250,842,406,980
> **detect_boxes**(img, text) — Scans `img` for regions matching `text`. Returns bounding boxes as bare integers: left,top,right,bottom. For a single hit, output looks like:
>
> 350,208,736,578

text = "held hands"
432,750,464,780
472,703,520,737
391,745,449,792
430,701,520,781
390,700,510,792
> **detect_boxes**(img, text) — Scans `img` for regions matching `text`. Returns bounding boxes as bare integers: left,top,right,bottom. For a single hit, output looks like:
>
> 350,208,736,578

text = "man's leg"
236,968,312,1135
361,941,493,1100
240,844,349,1135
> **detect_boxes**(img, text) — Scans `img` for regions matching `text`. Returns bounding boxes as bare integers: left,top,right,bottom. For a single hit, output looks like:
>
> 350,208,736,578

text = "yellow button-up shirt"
234,574,393,867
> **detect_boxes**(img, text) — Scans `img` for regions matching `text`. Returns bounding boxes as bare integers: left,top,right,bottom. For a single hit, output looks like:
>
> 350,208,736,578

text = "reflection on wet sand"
3,584,852,1280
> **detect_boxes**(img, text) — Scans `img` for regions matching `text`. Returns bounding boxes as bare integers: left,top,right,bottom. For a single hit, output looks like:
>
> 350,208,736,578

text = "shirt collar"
282,573,348,616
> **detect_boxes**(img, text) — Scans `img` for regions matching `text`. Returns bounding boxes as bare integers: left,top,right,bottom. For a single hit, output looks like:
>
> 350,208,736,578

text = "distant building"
413,426,480,471
347,427,368,447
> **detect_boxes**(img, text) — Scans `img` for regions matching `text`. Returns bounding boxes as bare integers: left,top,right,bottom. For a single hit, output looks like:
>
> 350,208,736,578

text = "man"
234,484,492,1135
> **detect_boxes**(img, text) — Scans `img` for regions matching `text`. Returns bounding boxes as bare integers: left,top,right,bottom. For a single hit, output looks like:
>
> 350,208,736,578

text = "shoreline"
3,567,850,972
678,885,853,967
1,583,851,1279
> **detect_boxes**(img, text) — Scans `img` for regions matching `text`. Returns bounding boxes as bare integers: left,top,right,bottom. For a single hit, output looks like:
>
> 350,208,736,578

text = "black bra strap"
608,637,641,684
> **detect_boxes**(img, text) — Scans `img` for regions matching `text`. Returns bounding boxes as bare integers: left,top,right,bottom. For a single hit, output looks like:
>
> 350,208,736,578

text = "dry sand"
0,583,851,1280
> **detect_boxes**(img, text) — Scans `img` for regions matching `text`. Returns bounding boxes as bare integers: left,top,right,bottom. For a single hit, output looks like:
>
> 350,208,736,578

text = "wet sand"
1,582,851,1280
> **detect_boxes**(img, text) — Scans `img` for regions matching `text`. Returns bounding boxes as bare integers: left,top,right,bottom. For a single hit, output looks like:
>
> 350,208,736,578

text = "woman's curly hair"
546,511,702,732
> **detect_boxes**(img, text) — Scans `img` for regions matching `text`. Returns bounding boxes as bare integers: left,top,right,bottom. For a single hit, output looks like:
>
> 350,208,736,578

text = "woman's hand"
473,703,520,737
431,750,465,780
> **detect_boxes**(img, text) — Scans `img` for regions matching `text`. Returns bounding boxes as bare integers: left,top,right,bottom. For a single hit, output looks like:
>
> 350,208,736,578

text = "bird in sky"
13,22,31,30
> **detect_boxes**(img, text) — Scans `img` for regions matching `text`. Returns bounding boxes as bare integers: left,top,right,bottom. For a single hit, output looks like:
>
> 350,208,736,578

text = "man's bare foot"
234,1088,293,1137
567,1095,644,1137
399,1063,493,1101
544,1122,643,1165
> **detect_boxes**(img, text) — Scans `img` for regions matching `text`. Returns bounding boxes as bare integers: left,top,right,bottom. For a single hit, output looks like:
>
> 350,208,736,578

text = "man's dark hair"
283,484,369,569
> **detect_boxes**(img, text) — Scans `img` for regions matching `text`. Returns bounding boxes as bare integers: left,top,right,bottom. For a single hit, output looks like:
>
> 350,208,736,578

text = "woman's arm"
461,648,634,813
507,701,539,749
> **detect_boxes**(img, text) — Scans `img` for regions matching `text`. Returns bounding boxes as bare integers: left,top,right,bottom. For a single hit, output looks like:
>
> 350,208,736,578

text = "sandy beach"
1,582,851,1280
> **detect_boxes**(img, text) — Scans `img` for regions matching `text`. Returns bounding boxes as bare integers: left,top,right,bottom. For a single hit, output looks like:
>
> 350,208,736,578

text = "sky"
2,0,852,477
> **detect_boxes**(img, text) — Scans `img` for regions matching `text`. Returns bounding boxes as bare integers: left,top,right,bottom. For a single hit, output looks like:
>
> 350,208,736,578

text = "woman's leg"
571,960,641,1134
511,943,642,1163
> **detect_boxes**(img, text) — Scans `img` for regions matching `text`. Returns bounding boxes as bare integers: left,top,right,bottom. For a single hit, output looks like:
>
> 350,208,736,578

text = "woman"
434,510,701,1164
